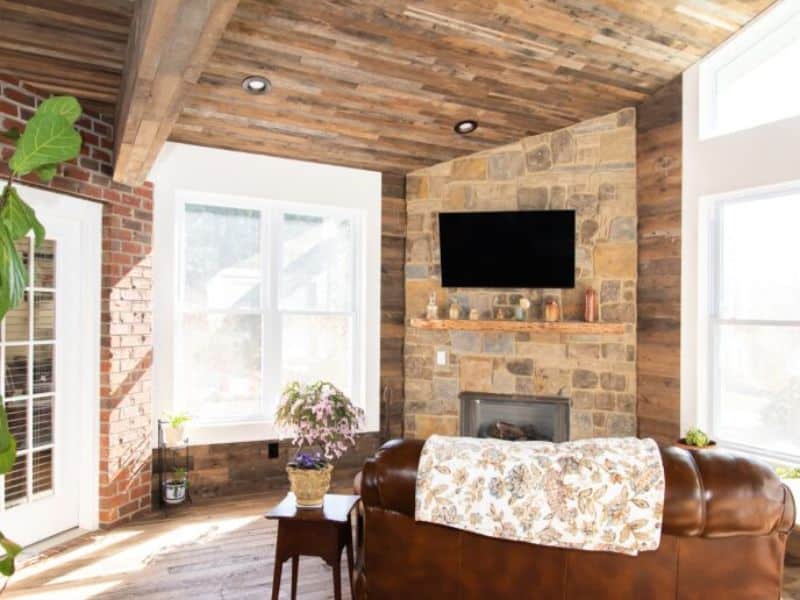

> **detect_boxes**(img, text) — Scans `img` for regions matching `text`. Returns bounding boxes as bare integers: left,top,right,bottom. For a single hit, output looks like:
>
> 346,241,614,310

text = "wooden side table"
266,493,360,600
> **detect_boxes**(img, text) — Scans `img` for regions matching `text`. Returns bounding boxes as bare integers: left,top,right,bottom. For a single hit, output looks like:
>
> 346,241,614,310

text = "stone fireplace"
403,109,637,441
460,393,569,441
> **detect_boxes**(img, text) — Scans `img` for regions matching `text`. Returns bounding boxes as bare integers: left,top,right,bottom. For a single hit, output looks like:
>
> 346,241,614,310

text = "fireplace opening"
459,393,569,442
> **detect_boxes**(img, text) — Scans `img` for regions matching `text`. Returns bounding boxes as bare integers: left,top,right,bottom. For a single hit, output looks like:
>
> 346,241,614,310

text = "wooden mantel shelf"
409,318,625,335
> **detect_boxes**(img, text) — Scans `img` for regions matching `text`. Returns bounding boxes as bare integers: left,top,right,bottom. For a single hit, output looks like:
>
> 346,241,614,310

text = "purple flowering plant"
276,381,364,469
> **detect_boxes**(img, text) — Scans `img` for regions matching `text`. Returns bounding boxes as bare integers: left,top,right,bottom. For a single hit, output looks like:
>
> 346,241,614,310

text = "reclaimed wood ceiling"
170,0,775,173
0,0,132,114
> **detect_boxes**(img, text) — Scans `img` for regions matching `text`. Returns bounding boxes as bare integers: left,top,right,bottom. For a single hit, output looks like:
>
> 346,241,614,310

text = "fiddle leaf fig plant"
0,95,83,579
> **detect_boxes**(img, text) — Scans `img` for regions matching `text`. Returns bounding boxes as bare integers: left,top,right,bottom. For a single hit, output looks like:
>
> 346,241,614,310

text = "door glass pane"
33,397,53,447
32,449,53,495
33,344,54,395
4,457,26,508
181,313,262,420
34,292,55,340
719,193,800,321
716,323,800,456
5,346,28,398
279,213,355,312
281,313,353,394
34,240,55,288
6,400,27,452
183,204,261,311
5,292,29,342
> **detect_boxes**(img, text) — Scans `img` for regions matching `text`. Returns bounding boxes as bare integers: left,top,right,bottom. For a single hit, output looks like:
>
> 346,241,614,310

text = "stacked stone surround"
404,110,637,440
0,73,154,526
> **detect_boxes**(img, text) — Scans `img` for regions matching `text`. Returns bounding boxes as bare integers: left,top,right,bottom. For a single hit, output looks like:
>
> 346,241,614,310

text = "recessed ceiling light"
241,75,271,94
454,119,478,134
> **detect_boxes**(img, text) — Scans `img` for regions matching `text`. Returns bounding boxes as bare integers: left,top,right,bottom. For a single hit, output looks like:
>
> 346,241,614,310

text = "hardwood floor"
5,486,354,599
6,486,800,599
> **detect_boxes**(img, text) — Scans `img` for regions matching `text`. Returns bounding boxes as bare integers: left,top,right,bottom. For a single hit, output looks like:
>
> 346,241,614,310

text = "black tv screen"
438,210,575,288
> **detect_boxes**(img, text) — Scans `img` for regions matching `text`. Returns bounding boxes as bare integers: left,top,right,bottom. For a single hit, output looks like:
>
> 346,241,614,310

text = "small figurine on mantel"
426,292,439,320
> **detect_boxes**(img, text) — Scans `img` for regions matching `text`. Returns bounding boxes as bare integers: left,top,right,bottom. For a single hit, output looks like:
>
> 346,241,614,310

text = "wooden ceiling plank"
113,0,241,186
177,0,774,173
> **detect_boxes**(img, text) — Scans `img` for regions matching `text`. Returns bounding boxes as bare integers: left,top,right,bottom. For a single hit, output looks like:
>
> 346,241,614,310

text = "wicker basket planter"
287,464,333,508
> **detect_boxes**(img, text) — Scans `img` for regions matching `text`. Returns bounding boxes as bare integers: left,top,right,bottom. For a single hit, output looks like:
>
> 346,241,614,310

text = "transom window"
706,184,800,460
176,197,361,424
700,0,800,138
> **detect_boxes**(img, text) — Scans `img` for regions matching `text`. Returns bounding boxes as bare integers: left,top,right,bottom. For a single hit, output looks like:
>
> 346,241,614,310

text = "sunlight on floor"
6,511,264,599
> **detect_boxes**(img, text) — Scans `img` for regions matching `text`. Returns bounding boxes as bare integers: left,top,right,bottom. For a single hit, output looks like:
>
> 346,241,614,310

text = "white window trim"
173,191,364,439
699,0,800,140
687,180,800,464
150,142,382,446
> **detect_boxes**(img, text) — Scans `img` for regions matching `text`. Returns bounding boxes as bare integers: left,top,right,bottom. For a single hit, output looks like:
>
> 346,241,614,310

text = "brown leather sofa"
354,439,796,600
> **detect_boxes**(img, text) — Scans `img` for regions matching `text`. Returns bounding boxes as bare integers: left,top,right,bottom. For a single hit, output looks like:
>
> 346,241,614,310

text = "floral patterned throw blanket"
415,435,665,556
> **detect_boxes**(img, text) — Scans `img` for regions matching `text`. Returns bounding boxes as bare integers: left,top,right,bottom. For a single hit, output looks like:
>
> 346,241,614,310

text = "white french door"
0,186,101,546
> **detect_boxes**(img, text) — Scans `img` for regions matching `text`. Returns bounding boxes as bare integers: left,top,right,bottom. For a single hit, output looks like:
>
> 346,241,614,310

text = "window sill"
181,420,283,446
158,420,379,447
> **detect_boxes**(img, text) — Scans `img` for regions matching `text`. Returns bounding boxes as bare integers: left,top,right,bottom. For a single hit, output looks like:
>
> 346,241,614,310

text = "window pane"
183,204,261,311
4,455,26,508
715,323,800,456
719,193,800,321
279,213,354,312
181,313,262,420
714,11,800,135
4,292,29,342
281,313,352,394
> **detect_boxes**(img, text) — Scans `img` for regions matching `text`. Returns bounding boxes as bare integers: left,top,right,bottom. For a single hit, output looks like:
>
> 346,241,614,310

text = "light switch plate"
435,349,449,366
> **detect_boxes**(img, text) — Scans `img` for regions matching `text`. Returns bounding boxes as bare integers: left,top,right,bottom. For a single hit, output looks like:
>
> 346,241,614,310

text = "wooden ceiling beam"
113,0,240,186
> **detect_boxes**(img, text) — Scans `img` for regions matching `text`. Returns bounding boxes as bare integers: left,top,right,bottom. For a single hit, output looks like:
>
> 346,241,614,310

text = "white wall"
681,60,800,434
149,142,382,444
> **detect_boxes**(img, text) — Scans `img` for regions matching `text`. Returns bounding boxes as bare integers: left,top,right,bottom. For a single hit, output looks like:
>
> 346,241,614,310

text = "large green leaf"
34,163,58,183
37,96,82,124
0,532,23,577
8,112,81,176
1,187,45,247
0,401,16,476
0,220,28,322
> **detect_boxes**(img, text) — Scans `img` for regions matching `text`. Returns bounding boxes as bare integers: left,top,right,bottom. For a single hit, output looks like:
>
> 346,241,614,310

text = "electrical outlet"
268,441,279,459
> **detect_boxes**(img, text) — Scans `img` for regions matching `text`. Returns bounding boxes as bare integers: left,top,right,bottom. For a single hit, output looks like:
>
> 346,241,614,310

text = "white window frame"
151,142,382,446
690,179,800,464
172,190,364,442
699,0,800,140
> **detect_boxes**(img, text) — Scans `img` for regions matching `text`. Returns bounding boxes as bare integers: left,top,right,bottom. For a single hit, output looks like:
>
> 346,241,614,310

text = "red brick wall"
0,72,153,526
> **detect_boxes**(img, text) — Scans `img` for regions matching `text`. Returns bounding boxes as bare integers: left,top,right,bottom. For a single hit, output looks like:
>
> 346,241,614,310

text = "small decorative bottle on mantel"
544,298,561,322
426,293,439,320
584,288,598,322
448,302,461,320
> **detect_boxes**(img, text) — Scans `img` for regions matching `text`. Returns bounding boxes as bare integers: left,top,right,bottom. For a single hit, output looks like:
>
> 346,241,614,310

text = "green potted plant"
163,467,188,505
677,427,717,450
0,95,83,577
276,381,363,507
163,411,191,446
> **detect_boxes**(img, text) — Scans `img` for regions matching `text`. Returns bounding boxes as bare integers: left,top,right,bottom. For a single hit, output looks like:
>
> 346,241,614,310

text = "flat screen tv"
438,210,575,288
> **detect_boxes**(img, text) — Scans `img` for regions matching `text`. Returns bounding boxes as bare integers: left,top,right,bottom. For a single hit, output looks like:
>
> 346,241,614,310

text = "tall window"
700,0,800,138
707,185,800,460
177,199,360,423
